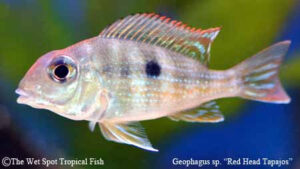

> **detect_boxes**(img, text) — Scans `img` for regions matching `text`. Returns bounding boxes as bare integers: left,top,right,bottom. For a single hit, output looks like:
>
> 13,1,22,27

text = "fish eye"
54,64,69,79
48,56,77,83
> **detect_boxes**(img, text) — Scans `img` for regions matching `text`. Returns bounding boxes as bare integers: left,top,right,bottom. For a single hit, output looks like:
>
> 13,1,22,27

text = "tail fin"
234,41,291,104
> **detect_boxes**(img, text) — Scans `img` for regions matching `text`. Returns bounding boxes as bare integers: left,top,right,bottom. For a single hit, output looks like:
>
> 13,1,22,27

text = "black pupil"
145,60,161,78
54,64,69,79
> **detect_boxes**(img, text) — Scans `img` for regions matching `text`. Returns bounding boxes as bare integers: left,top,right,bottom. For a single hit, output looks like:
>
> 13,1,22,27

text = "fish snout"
15,77,36,104
15,88,30,104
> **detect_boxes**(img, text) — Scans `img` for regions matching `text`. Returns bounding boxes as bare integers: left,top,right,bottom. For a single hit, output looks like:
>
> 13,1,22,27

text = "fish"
15,13,291,151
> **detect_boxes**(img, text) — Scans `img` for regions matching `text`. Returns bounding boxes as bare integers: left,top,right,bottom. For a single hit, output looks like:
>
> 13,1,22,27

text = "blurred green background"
0,0,300,169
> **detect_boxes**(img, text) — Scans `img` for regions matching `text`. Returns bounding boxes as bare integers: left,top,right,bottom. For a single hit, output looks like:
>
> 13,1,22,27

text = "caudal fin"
234,41,291,104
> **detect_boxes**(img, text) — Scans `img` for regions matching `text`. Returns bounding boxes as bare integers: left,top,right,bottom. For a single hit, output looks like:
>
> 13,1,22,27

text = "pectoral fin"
88,90,110,132
99,122,158,152
168,101,224,123
89,121,97,132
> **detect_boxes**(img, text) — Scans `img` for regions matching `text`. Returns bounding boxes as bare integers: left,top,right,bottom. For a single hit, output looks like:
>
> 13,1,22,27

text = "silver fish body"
16,13,291,151
85,38,238,122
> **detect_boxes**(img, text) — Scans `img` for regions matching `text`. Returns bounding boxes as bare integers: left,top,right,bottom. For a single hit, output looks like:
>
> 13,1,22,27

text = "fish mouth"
15,88,49,110
15,88,30,104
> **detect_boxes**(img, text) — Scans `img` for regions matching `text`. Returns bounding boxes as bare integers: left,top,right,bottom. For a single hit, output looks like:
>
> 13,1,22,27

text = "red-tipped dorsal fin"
99,13,221,66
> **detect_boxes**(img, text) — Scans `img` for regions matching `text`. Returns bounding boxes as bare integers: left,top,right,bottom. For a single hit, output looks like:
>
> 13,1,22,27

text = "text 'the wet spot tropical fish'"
16,13,291,151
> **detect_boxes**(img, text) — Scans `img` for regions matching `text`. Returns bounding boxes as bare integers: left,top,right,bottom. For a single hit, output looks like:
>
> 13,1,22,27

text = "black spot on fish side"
102,66,112,73
145,60,161,78
120,65,130,77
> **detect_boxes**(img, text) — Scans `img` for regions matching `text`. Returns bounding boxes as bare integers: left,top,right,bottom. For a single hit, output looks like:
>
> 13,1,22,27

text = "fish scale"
89,38,230,120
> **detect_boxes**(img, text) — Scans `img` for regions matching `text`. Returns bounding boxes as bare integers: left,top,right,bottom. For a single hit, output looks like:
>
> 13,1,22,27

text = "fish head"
16,49,83,119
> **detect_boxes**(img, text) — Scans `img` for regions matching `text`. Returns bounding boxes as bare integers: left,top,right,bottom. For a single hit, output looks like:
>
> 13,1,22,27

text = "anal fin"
99,122,158,152
168,101,224,123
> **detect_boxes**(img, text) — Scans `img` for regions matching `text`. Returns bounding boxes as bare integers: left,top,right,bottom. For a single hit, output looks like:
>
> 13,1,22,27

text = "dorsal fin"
99,13,220,65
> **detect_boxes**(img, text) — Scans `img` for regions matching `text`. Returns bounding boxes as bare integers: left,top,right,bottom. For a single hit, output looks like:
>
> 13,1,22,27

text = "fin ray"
234,41,291,103
168,101,224,123
99,13,220,65
99,122,158,152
